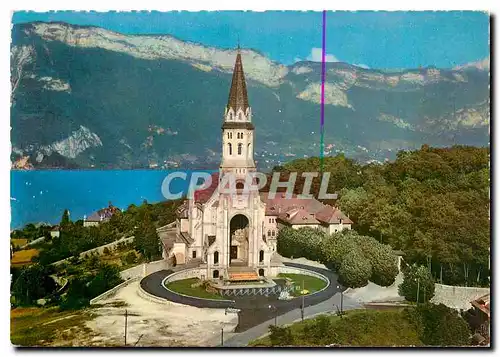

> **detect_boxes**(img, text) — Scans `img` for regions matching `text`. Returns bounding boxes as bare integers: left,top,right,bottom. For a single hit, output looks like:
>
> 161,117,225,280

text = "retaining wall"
90,276,141,305
431,283,490,310
120,259,171,280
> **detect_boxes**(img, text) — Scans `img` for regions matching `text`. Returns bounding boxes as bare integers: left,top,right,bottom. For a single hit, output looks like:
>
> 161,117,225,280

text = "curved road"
140,262,357,336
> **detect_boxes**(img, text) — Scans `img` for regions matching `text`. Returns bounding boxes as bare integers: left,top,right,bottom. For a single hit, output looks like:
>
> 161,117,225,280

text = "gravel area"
84,281,237,347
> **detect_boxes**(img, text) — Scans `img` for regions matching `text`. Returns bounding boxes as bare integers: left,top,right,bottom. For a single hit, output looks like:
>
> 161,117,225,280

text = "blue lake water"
10,170,215,229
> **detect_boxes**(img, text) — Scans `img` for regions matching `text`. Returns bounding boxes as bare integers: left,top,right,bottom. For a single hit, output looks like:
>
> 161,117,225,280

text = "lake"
10,170,214,229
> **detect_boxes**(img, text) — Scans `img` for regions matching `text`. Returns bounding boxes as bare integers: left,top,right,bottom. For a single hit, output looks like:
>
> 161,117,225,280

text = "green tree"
134,213,161,261
357,237,399,286
398,264,435,303
338,249,372,288
12,264,57,306
87,263,123,298
405,303,471,346
60,209,71,229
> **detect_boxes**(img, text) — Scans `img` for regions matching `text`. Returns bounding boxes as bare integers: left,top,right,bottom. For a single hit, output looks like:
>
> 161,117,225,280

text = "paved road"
217,292,362,347
140,262,355,337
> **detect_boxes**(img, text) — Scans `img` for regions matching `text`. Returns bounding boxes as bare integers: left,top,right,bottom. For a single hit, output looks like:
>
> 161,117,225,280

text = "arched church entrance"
229,214,249,266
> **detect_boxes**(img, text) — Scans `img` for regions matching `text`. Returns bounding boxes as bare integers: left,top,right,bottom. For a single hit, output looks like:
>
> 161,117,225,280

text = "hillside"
11,22,490,170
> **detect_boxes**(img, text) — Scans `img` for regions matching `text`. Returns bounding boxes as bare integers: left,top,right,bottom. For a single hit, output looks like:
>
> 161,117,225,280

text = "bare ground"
77,281,238,347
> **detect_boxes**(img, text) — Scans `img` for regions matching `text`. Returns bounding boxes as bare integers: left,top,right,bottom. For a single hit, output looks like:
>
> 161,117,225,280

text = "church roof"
193,172,220,204
259,192,353,225
226,51,249,113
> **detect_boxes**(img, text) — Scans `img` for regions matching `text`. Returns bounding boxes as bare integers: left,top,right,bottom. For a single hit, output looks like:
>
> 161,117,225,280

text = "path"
218,291,362,347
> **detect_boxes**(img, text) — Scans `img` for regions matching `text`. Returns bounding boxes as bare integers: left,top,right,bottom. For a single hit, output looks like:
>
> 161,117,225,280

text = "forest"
272,145,490,286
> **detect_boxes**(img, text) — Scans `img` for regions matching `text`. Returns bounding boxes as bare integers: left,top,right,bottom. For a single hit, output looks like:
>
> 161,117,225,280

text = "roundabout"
140,262,343,332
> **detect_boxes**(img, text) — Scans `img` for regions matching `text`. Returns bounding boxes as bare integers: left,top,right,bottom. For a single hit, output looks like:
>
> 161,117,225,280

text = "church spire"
226,49,249,114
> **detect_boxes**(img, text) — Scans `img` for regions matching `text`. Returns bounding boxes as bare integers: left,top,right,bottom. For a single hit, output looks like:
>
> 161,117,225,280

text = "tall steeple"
220,49,255,173
226,50,250,115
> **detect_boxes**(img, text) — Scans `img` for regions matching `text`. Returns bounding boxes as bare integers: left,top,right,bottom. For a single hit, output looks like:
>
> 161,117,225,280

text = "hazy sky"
12,11,489,69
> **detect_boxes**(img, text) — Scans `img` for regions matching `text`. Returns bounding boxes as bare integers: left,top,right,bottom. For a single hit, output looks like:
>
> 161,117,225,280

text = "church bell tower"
220,49,256,178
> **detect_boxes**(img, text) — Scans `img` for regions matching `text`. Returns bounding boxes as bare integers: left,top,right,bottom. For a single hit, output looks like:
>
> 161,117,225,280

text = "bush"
398,264,435,303
268,325,294,346
321,231,358,270
358,238,399,286
338,249,372,288
103,247,111,255
405,303,471,346
124,251,137,265
12,264,57,306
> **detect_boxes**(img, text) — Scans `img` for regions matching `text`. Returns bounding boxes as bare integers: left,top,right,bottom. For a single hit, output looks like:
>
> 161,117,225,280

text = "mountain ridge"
10,21,490,170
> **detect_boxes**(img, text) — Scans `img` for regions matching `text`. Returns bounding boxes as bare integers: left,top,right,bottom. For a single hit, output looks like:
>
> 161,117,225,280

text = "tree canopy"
278,146,490,286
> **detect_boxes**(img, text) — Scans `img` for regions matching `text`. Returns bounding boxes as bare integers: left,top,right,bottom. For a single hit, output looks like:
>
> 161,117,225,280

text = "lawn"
11,239,28,248
11,249,39,266
11,307,94,346
277,273,327,296
165,278,225,300
249,308,422,347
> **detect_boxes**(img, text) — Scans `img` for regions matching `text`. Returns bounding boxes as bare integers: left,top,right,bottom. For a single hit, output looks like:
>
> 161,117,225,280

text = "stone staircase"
227,266,259,281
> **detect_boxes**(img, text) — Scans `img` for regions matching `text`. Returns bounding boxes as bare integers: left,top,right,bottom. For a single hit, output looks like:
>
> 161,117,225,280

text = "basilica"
162,50,352,281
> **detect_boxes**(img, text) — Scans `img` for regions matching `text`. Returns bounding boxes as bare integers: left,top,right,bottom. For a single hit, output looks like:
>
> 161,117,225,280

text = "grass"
277,273,327,296
249,308,422,347
11,248,39,266
11,239,28,248
11,307,95,346
166,278,225,300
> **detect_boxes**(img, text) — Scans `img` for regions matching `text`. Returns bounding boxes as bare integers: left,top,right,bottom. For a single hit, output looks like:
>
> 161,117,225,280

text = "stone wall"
52,236,134,266
431,283,490,311
90,276,141,305
120,259,172,280
163,268,203,284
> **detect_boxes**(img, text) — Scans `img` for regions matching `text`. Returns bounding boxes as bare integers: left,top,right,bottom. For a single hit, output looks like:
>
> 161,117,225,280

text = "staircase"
227,266,259,281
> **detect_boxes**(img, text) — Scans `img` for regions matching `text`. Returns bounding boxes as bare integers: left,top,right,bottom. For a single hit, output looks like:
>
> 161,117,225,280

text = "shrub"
103,247,111,255
12,264,57,306
358,238,399,286
398,264,435,303
321,232,358,270
339,249,372,288
268,325,294,346
405,303,471,346
124,251,137,265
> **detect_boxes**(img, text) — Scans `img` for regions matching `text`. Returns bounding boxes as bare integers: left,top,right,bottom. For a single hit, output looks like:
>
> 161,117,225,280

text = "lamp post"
221,327,224,346
269,305,277,326
301,280,305,321
337,285,343,314
416,277,420,304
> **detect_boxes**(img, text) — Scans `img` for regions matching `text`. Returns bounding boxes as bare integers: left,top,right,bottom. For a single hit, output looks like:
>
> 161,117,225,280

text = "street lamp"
268,305,278,326
337,285,343,314
415,278,420,304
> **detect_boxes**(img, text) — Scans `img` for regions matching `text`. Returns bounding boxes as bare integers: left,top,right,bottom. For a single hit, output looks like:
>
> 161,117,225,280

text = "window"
269,218,271,223
192,250,197,259
240,132,244,139
259,250,264,263
268,230,271,237
258,269,265,277
214,251,219,264
272,230,276,237
238,143,242,155
228,143,232,155
236,182,244,190
213,270,219,279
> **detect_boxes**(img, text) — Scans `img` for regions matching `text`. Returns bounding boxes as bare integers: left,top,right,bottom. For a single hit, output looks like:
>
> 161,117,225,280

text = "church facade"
164,51,353,280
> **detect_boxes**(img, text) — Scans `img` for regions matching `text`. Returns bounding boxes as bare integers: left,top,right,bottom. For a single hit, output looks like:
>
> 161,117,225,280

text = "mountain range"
10,22,490,170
